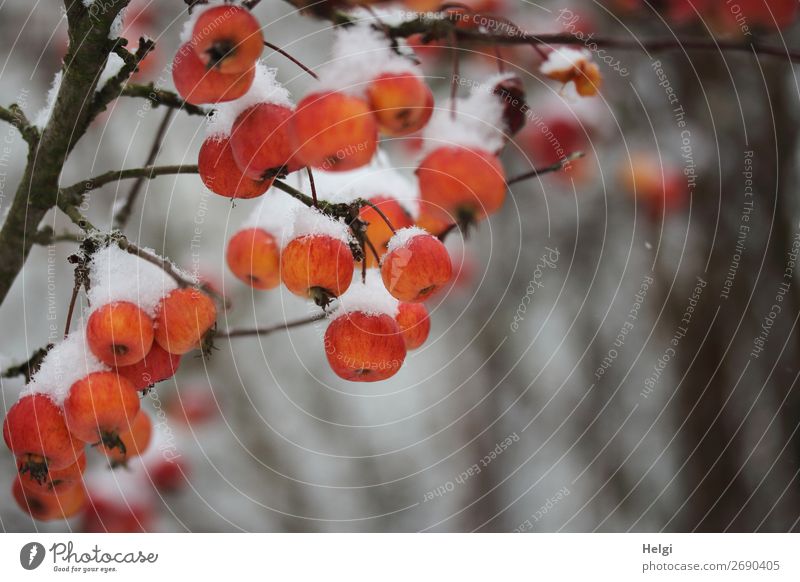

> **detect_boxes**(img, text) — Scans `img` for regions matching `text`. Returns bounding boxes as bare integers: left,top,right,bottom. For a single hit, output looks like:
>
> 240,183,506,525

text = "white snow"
97,52,125,89
290,205,354,247
421,81,507,155
205,62,293,138
240,189,305,249
540,47,590,77
330,269,399,320
345,6,426,27
87,244,181,318
386,226,429,255
33,71,62,129
317,24,422,97
179,0,226,45
108,7,126,39
299,157,420,219
24,323,110,407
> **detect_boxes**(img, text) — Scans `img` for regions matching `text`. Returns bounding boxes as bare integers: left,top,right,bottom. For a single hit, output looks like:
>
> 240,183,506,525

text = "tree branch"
60,164,199,202
0,0,129,307
1,345,53,383
57,203,227,308
0,104,39,145
87,36,155,129
120,83,208,116
332,9,800,64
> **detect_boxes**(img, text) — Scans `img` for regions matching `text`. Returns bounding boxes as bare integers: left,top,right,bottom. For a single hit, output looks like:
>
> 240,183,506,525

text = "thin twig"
263,40,319,80
306,166,318,208
216,313,326,339
506,151,585,185
113,108,176,230
60,164,199,202
1,346,53,383
64,281,81,339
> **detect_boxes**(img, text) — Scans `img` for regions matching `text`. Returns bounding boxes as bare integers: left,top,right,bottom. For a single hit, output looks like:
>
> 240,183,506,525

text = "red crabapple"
281,235,355,305
226,227,281,290
172,43,255,105
18,451,86,495
191,5,263,74
366,72,434,137
154,288,217,355
82,494,154,533
395,302,430,350
324,312,406,382
101,411,152,464
150,457,189,493
415,204,453,238
3,394,84,475
166,388,218,427
417,146,506,226
115,343,181,391
13,477,86,521
64,372,140,451
359,196,414,268
290,92,377,172
230,103,299,180
381,231,453,302
198,136,272,199
87,301,154,367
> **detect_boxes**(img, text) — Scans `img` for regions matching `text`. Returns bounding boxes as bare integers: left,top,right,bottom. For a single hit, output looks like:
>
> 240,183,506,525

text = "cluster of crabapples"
2,246,216,520
166,3,553,381
2,1,606,521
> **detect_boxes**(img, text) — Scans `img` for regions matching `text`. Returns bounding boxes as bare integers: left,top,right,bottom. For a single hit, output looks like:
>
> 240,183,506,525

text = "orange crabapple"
226,227,281,290
172,43,255,105
324,311,407,382
230,103,299,180
64,372,141,452
359,196,414,268
101,411,152,465
281,234,355,306
395,302,431,350
86,301,154,367
289,91,378,172
13,477,86,521
154,288,217,355
115,343,181,391
3,394,85,479
417,146,507,227
366,72,434,137
198,136,272,199
381,229,453,303
18,451,86,495
191,5,264,74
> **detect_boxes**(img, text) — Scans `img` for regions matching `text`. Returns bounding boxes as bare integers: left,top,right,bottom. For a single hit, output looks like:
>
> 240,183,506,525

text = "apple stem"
263,40,319,80
359,199,397,234
215,313,326,339
306,167,319,208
